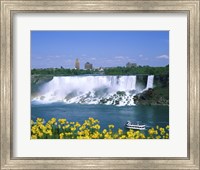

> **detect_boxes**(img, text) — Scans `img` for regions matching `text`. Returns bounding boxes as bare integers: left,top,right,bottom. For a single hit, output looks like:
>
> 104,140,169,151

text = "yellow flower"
31,117,170,140
92,124,100,130
135,130,139,134
46,129,52,136
140,133,146,139
31,135,37,139
38,132,43,138
65,132,72,136
46,123,52,129
78,131,84,136
127,130,134,138
109,131,113,135
84,129,90,136
65,125,70,129
59,133,64,139
118,129,123,135
83,136,90,139
108,124,114,129
159,127,164,132
120,135,126,139
135,135,139,139
70,127,76,131
79,125,86,131
102,129,107,134
75,122,81,127
156,135,161,139
148,128,155,135
94,119,99,123
88,117,97,125
51,118,56,123
58,119,66,125
31,125,37,134
89,117,94,121
113,134,119,139
161,130,165,135
36,118,43,123
104,133,111,139
91,132,99,139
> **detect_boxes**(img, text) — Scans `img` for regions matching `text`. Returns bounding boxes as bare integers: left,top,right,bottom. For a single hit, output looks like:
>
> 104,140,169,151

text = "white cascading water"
145,75,154,90
32,75,154,106
33,76,137,106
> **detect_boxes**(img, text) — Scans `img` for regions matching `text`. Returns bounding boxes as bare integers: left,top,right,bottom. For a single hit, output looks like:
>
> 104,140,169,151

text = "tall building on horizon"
84,62,93,70
126,62,137,68
75,58,80,70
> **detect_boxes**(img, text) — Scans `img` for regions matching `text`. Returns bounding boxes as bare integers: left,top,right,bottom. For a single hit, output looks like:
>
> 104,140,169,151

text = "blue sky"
31,31,169,69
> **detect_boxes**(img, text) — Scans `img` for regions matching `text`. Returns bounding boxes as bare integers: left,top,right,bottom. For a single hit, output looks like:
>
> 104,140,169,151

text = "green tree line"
104,65,169,75
31,65,169,76
31,68,95,76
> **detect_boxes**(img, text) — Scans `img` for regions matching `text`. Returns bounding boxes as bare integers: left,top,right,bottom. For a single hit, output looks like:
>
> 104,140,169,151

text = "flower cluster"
147,125,169,139
31,117,169,139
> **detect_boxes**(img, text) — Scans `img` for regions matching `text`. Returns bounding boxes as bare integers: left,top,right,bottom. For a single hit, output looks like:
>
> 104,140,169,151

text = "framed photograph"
0,0,199,169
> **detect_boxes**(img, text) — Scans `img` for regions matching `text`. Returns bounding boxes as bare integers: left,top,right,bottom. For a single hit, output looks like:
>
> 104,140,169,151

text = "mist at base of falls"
32,75,154,106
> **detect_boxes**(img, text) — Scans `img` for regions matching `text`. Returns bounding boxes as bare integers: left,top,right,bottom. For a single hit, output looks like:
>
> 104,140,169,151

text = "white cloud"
91,57,96,60
114,56,125,59
156,54,169,59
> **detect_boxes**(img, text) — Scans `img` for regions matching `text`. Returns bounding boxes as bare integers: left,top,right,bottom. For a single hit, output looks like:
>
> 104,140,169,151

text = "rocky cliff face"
134,88,169,105
134,74,169,105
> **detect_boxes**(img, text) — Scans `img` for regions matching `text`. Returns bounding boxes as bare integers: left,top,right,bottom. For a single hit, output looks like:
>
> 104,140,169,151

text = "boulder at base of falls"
134,87,169,106
116,91,126,96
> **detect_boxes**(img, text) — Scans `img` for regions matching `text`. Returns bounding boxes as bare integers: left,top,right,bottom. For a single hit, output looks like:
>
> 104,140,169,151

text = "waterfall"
32,75,137,106
145,75,154,90
32,75,154,106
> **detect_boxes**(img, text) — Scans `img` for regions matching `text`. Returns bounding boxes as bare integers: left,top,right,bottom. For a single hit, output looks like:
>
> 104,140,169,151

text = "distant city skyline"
31,31,169,69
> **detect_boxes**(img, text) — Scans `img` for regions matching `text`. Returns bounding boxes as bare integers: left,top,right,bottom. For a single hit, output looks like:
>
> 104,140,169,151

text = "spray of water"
32,75,154,106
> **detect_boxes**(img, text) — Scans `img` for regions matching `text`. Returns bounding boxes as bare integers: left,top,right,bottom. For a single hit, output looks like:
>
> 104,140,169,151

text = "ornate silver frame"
1,0,199,169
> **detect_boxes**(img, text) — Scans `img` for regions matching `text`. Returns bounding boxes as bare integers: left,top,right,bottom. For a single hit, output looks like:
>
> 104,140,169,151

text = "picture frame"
0,0,199,169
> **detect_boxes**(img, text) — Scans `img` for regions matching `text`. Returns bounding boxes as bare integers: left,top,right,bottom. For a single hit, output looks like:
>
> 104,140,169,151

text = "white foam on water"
32,75,153,106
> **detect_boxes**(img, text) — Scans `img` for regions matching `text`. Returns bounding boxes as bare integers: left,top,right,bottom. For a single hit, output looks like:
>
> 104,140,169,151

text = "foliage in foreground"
31,117,169,139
